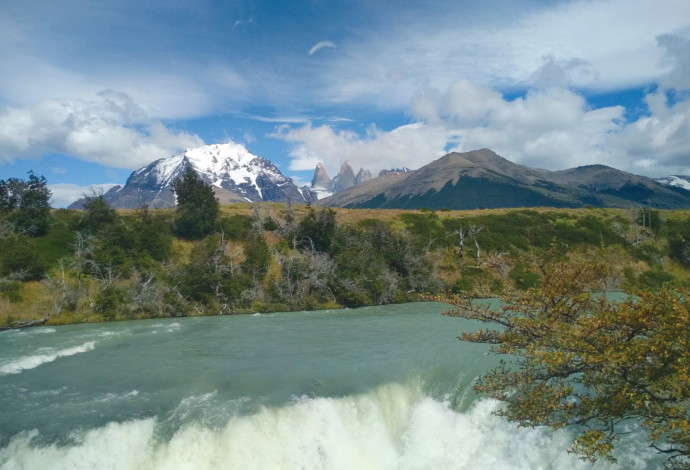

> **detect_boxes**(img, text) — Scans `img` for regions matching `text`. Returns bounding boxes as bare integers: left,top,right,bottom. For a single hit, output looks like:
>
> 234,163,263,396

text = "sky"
1,0,689,207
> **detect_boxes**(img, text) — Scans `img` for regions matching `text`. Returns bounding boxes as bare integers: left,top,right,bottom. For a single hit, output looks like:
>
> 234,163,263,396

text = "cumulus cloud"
308,41,337,56
277,77,690,179
423,84,626,170
0,90,204,168
276,122,450,176
611,91,690,174
48,183,119,208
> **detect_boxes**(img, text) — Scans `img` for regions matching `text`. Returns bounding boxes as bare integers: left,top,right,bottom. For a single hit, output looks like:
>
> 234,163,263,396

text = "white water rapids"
0,304,661,469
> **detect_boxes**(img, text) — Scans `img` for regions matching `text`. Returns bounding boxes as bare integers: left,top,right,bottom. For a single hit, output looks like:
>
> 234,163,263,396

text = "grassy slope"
2,204,688,326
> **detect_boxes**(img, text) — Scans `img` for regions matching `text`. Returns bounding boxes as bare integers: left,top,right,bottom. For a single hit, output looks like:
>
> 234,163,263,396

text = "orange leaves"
435,259,690,466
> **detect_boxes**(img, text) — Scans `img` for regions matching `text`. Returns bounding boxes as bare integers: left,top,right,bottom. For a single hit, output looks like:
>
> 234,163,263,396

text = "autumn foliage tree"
432,260,689,469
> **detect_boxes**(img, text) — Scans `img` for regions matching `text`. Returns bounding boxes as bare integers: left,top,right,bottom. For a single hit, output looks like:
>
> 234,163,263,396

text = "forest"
1,169,690,328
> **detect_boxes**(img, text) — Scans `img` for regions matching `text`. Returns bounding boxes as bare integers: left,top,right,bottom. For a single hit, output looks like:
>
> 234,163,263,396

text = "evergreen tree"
0,234,46,281
297,207,337,253
242,233,271,279
0,172,52,236
80,194,118,233
134,204,172,263
173,168,219,239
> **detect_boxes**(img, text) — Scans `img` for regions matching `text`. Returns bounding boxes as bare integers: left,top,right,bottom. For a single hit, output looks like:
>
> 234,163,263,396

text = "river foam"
0,341,95,375
0,384,656,470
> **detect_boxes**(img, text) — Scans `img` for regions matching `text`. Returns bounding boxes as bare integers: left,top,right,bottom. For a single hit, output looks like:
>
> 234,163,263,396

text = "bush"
452,277,474,294
0,281,22,302
297,207,337,253
627,270,676,291
94,285,125,321
0,236,46,281
509,263,541,290
220,215,252,240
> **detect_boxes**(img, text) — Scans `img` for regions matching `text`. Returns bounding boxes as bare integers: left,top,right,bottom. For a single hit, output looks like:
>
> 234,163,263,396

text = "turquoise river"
0,303,662,469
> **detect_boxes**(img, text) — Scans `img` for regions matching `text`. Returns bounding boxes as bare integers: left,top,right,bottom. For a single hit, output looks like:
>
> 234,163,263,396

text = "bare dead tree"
69,231,95,293
376,267,399,305
91,261,120,289
301,245,337,302
271,250,301,306
129,271,158,312
467,225,482,262
454,229,466,260
42,260,69,318
250,203,265,235
483,251,511,278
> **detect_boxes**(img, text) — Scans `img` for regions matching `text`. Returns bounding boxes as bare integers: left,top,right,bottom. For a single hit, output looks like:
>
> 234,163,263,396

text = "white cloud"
611,91,690,175
233,18,253,28
657,34,690,91
0,91,204,168
48,183,119,208
440,87,626,170
315,0,689,108
276,122,451,176
254,3,690,179
278,78,690,179
242,132,256,145
0,29,246,121
308,41,337,56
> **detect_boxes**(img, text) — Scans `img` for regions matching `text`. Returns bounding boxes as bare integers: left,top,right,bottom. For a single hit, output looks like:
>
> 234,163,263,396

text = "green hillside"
2,190,690,327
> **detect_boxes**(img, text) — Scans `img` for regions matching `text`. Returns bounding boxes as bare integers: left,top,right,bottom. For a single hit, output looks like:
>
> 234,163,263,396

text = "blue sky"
1,0,689,207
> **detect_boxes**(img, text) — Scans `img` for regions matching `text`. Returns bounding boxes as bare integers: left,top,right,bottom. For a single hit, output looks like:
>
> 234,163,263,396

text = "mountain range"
68,144,690,210
318,149,690,210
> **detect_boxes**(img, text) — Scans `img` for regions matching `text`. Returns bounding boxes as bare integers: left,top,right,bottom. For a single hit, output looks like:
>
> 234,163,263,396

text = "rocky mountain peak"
355,168,372,185
333,161,356,193
378,167,412,177
311,162,332,188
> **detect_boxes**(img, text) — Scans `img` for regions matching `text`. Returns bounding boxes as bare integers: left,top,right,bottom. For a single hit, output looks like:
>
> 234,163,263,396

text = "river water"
0,303,660,469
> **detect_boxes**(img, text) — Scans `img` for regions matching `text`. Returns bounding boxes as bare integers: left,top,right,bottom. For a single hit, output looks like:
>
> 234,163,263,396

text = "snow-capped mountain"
657,175,690,191
69,142,317,209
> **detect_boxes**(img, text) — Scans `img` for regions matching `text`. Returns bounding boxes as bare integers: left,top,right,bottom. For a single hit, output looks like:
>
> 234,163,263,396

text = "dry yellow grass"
118,200,690,229
171,238,195,264
0,281,49,324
